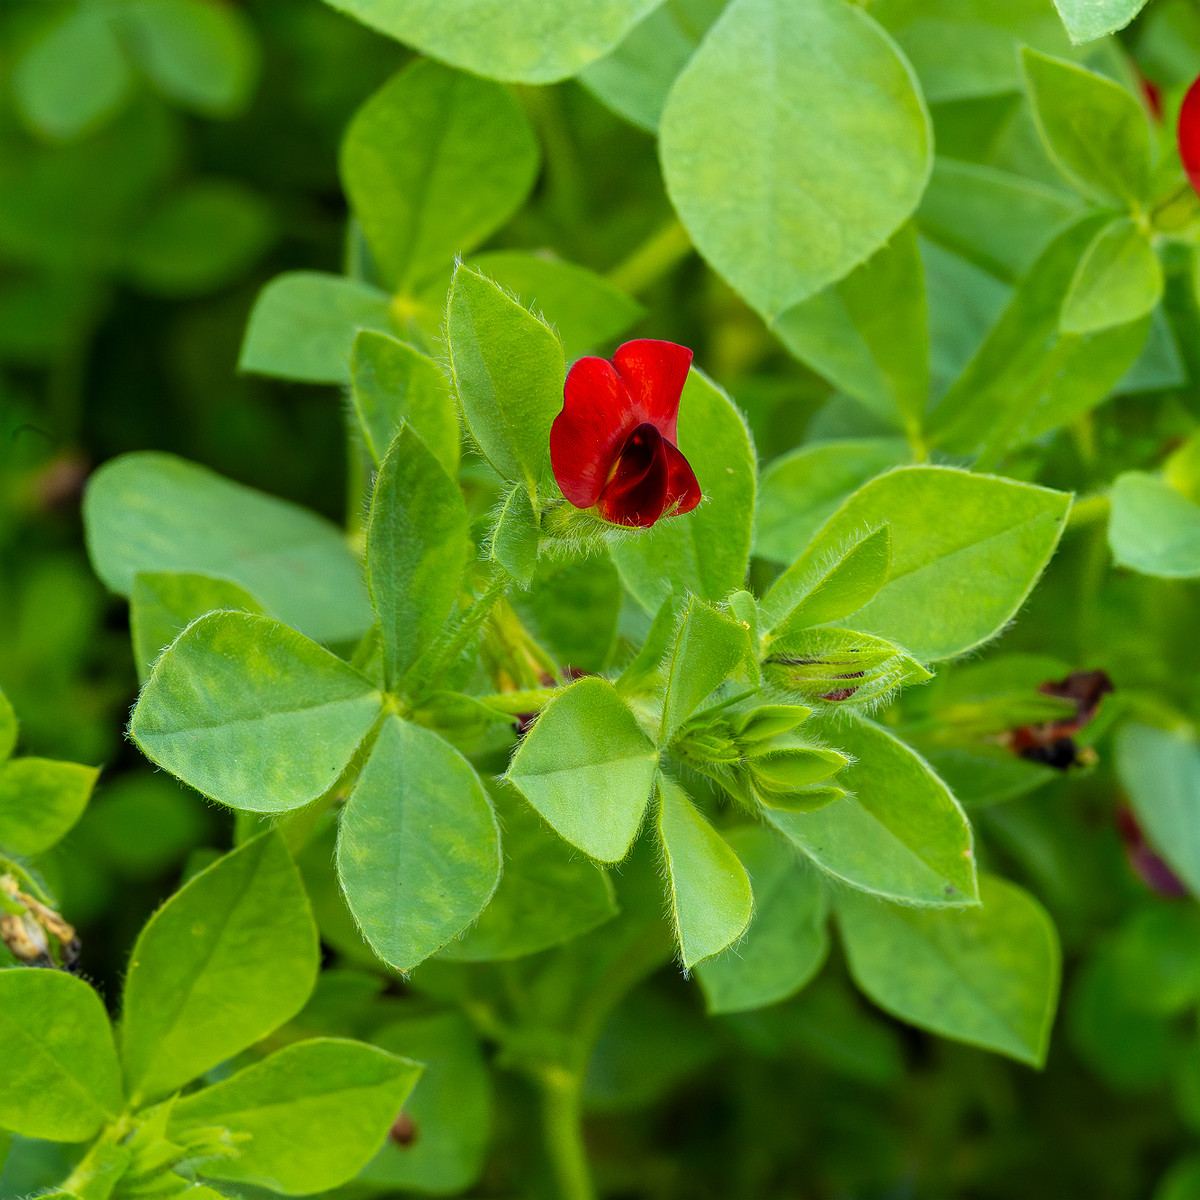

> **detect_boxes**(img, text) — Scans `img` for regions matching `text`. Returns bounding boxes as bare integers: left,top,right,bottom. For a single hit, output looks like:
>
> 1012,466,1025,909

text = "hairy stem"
538,1067,597,1200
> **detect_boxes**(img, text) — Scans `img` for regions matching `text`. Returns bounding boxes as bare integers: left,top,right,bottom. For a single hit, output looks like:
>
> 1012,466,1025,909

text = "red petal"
662,439,702,517
551,357,638,508
1180,75,1200,194
597,423,670,528
612,340,693,443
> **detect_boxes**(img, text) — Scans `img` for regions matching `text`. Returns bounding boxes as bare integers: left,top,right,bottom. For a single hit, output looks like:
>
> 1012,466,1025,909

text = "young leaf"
506,676,658,863
363,1013,492,1194
762,524,891,637
238,270,394,385
0,757,97,856
351,331,460,475
120,831,320,1105
1052,0,1148,43
1021,48,1152,208
612,370,755,611
169,1038,422,1194
616,594,680,699
340,61,538,291
656,776,754,969
366,426,469,688
773,223,929,433
446,265,565,497
660,599,753,744
836,873,1061,1065
439,782,618,961
466,250,644,358
1060,217,1162,335
766,718,978,906
1116,724,1200,897
130,570,264,684
13,8,132,141
320,0,662,84
0,970,123,1141
696,825,829,1014
490,485,540,588
85,451,374,644
130,611,381,813
337,716,501,972
660,0,931,320
799,466,1071,661
755,438,909,566
930,218,1150,460
1109,471,1200,579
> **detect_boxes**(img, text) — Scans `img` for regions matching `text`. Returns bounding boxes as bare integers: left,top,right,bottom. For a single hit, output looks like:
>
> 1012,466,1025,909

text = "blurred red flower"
550,339,702,528
1179,74,1200,194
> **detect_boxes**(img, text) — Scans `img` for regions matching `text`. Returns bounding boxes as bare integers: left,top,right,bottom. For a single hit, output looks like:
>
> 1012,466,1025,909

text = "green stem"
538,1067,596,1200
606,218,693,296
1065,491,1110,531
408,571,509,694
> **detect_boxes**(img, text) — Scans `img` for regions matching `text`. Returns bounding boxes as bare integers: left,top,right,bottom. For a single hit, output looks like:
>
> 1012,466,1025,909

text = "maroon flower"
1180,75,1200,195
550,339,702,529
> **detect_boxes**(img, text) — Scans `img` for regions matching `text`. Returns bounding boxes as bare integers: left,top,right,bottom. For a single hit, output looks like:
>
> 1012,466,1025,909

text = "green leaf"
1060,217,1162,335
169,1038,421,1193
340,62,538,291
872,0,1073,102
351,331,459,475
0,970,123,1141
319,0,662,83
1116,724,1200,897
124,180,274,297
130,570,264,684
1053,0,1149,44
440,782,617,961
755,438,909,565
656,776,754,969
337,716,501,971
1109,472,1200,578
762,626,930,706
491,485,540,588
121,0,259,116
446,264,565,496
580,0,721,131
800,466,1070,661
1021,48,1152,207
13,8,132,141
773,223,928,432
466,250,644,358
762,524,891,636
836,873,1060,1065
513,556,623,672
363,1012,491,1194
0,757,97,856
659,0,931,319
661,599,753,744
612,369,756,611
506,676,658,863
917,159,1084,282
239,270,394,385
130,611,381,813
0,687,15,761
84,451,374,644
930,217,1150,460
696,825,829,1014
367,426,469,688
766,718,978,906
120,831,320,1104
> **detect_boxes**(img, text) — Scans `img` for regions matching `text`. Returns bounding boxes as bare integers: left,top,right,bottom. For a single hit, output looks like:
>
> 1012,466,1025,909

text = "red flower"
1180,75,1200,194
550,339,702,529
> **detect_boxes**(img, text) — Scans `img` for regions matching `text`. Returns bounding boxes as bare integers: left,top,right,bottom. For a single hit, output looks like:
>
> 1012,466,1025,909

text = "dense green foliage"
7,1,1200,1198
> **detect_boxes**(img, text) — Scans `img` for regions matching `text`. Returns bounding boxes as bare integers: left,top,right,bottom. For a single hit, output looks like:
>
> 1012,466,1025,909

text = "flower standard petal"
1180,75,1200,196
612,339,693,442
597,423,671,528
550,356,638,508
